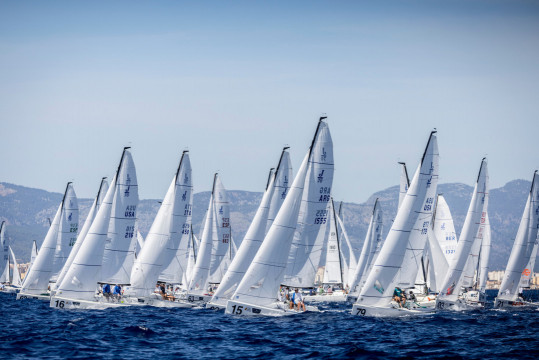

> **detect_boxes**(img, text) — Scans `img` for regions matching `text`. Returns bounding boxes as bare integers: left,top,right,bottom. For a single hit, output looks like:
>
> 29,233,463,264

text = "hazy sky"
1,1,538,203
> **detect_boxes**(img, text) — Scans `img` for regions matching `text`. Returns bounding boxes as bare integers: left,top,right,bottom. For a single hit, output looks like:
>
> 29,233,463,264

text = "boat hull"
50,295,140,310
304,292,347,303
16,292,50,301
351,303,435,317
435,298,481,311
494,297,539,309
225,300,317,317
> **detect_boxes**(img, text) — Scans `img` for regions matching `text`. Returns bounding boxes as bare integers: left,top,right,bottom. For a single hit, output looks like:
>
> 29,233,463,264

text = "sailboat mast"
115,147,131,185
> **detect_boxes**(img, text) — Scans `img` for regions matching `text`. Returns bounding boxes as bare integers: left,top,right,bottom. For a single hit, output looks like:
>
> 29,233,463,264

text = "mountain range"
0,178,535,271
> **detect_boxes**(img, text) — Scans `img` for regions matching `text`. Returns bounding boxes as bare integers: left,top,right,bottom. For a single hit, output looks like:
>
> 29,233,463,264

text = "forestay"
283,120,334,288
355,131,439,308
130,151,193,297
100,149,139,284
438,158,489,303
497,171,539,301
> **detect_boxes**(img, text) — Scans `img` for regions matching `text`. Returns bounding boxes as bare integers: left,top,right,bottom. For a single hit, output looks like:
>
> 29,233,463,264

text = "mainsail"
438,158,489,302
0,222,9,283
9,246,23,287
283,119,334,288
100,149,139,284
398,162,410,210
322,199,343,284
129,151,193,297
433,194,458,264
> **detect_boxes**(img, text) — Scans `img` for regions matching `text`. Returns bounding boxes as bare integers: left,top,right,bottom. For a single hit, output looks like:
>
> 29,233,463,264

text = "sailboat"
126,151,195,307
225,117,333,316
436,158,489,311
187,173,231,302
347,199,383,301
51,147,139,309
52,178,109,293
17,183,79,300
495,171,539,309
304,198,350,302
351,131,439,317
336,203,358,291
209,147,292,309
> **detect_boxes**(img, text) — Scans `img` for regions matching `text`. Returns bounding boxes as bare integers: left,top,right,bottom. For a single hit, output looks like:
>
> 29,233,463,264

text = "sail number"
423,197,434,211
125,225,134,239
222,233,230,244
314,209,328,224
355,307,366,316
421,221,430,235
125,205,136,218
181,224,190,235
231,305,244,315
184,204,192,216
222,218,230,228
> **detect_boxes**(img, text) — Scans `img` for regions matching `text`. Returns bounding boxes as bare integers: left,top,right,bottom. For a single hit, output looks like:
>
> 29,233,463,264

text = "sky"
1,1,538,204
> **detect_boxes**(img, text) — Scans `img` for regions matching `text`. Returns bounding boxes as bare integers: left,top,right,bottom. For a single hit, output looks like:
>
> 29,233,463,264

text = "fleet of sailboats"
4,120,537,317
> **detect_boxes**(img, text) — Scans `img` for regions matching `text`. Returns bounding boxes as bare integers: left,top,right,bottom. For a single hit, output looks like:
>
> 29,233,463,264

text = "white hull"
351,303,435,317
50,295,140,310
206,301,226,310
128,297,196,308
1,286,20,293
183,293,212,303
225,300,318,317
435,298,482,311
304,292,347,303
494,297,539,309
17,292,50,301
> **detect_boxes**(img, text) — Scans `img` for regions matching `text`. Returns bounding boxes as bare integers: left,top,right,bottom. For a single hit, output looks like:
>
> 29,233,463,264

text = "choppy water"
2,290,538,359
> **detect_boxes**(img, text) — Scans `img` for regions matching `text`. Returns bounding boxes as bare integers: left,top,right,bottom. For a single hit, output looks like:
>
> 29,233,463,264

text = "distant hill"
0,179,534,271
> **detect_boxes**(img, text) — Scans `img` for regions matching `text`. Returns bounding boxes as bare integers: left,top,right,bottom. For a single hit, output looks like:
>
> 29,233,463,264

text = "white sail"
323,199,343,284
0,258,8,284
266,148,293,232
210,170,276,306
355,131,439,308
53,178,108,291
184,231,197,288
497,171,539,301
155,152,194,285
349,199,383,295
51,184,79,282
438,158,489,302
336,213,357,287
56,148,132,300
232,118,330,307
0,222,9,282
129,151,193,297
425,226,449,293
188,175,218,294
520,241,538,288
9,246,23,287
398,162,410,210
211,148,293,306
207,175,231,284
478,215,491,292
20,183,74,295
100,149,139,284
433,195,458,264
136,231,145,253
283,120,334,288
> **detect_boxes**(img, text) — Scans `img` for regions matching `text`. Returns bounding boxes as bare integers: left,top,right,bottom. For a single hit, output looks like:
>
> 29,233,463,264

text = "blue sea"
2,290,538,359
